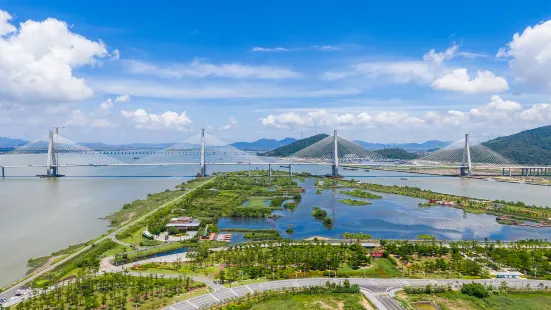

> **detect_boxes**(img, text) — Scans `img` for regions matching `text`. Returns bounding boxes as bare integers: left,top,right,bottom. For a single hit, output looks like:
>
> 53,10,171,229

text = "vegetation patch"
339,199,371,206
340,189,382,199
341,232,372,240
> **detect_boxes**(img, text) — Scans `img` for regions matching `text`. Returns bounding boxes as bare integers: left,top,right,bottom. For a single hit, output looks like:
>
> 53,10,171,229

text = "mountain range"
353,140,450,151
230,138,297,151
483,125,551,165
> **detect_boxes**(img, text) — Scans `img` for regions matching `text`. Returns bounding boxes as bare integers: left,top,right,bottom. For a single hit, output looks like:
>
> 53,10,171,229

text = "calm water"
219,178,551,242
1,156,551,287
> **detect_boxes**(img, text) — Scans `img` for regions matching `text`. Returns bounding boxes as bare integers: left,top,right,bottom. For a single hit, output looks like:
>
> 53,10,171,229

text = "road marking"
245,285,253,293
229,288,238,297
186,300,198,309
209,293,220,302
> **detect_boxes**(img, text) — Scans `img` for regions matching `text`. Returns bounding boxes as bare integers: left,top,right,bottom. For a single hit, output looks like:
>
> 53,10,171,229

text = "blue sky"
1,0,551,144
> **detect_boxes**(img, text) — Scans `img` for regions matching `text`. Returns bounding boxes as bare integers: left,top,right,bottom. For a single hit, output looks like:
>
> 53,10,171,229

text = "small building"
491,271,523,279
492,203,505,209
165,216,201,231
200,232,232,242
371,250,385,258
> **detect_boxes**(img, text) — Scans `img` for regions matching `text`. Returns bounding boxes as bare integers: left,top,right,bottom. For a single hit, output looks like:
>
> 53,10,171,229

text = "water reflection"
218,178,551,242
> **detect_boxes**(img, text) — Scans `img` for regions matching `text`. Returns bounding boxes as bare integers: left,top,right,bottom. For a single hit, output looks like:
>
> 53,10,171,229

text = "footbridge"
0,129,539,178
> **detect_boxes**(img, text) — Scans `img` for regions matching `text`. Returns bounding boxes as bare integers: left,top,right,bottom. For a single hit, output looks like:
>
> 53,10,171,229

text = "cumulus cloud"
121,109,192,130
0,10,108,104
251,47,289,52
519,104,551,121
468,96,521,122
311,45,341,51
219,116,238,130
432,69,509,93
321,44,507,95
498,20,551,88
322,45,459,82
259,109,425,129
125,58,300,80
99,94,130,110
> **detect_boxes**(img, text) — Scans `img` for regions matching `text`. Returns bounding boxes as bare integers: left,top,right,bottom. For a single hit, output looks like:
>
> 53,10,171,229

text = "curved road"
164,277,551,310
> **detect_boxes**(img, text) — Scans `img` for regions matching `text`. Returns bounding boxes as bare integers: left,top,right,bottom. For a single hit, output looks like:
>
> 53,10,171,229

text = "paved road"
0,178,214,302
164,277,551,310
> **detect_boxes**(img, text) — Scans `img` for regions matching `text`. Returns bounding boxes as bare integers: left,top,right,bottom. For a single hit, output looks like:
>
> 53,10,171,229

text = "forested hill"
483,125,551,165
259,134,329,157
374,148,419,160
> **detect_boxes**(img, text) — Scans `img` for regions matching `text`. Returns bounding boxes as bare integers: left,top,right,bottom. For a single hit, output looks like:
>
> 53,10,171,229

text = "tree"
461,283,489,298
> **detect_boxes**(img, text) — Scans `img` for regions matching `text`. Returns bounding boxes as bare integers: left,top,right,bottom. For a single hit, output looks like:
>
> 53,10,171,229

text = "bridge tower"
461,133,472,176
200,129,206,177
332,130,339,177
46,129,59,176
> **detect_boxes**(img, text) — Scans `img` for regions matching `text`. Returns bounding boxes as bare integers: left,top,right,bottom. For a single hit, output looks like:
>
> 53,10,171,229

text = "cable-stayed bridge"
1,129,549,178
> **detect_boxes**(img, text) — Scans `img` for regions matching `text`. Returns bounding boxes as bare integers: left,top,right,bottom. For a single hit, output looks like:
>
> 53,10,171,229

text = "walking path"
0,178,215,302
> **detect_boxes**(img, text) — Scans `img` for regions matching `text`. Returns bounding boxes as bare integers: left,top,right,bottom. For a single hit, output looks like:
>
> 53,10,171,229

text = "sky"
1,0,551,144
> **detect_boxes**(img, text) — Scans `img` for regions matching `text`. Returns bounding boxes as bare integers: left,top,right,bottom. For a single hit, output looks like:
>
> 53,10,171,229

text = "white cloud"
111,49,120,60
321,44,505,95
322,45,459,82
498,20,551,88
0,10,16,35
219,116,238,130
432,69,509,94
92,78,361,100
99,98,114,110
260,109,424,129
251,47,289,52
125,58,300,80
121,109,192,130
115,94,130,102
0,10,108,104
311,45,341,51
99,94,130,110
519,104,551,121
468,95,521,122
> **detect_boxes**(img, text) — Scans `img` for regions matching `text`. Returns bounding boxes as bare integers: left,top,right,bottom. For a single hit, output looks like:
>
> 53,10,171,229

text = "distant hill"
260,134,329,157
374,148,419,160
354,140,449,151
0,137,27,147
483,125,551,165
231,137,296,151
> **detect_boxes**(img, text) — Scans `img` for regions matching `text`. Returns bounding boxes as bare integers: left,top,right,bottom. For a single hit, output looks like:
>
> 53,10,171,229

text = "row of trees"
13,273,201,310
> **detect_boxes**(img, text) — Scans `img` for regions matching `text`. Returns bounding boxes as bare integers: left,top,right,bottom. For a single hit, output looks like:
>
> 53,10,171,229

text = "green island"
341,232,372,240
339,198,372,206
340,189,382,199
3,171,551,310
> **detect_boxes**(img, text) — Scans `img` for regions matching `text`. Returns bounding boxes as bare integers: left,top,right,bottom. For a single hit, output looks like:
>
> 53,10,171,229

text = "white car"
9,296,19,301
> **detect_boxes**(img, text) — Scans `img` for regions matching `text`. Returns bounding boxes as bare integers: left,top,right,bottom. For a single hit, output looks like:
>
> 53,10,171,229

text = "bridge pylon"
332,130,339,177
200,129,206,177
461,133,472,176
46,129,60,177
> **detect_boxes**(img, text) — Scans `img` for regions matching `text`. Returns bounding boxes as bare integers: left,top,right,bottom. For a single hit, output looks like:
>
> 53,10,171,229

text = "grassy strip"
340,189,382,199
339,199,371,206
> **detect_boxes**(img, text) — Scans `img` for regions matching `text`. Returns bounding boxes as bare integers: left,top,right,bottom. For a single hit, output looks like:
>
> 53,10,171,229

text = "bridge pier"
268,163,272,178
1,166,4,178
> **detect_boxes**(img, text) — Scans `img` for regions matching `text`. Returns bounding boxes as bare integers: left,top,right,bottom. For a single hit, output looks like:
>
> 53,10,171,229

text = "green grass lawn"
246,196,271,208
243,293,368,310
400,290,551,310
338,258,401,278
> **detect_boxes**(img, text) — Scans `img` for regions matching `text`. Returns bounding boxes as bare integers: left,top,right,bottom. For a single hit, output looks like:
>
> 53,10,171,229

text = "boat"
343,167,358,171
485,178,495,182
133,157,140,159
364,169,370,172
400,178,408,180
